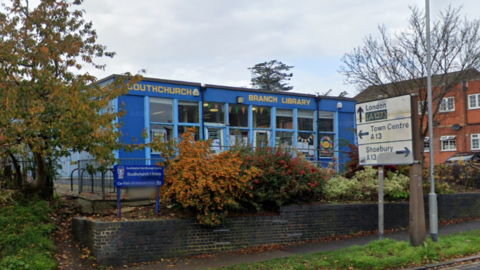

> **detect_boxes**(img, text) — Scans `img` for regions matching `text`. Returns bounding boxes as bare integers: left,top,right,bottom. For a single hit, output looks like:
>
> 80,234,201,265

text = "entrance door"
254,130,270,148
205,127,224,154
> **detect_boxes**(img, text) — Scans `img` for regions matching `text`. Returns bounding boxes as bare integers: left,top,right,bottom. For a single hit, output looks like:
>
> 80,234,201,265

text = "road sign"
114,165,164,187
113,165,164,220
355,95,414,166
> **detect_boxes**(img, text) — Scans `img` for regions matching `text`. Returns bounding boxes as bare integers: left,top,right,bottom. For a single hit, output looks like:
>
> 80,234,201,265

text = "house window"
468,94,480,109
440,135,456,151
424,137,429,152
418,101,428,115
439,97,455,112
472,134,480,150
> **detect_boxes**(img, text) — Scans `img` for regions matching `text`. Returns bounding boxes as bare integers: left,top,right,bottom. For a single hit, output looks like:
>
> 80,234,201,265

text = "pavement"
119,218,480,270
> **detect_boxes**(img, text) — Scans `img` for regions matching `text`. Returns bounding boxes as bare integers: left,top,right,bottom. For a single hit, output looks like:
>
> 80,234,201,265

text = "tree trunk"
25,152,47,192
9,153,23,190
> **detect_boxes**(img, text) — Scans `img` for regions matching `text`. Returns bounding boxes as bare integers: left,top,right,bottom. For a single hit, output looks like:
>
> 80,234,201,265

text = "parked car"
444,152,480,164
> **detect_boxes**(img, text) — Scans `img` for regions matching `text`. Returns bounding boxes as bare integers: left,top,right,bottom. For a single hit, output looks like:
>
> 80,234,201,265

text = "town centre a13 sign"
355,94,414,166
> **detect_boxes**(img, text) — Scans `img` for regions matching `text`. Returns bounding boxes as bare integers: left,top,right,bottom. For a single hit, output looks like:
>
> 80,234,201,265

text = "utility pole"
426,0,439,242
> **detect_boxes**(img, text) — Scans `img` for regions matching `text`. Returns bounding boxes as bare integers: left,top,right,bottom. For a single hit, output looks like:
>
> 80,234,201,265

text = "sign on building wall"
113,165,164,219
355,95,414,166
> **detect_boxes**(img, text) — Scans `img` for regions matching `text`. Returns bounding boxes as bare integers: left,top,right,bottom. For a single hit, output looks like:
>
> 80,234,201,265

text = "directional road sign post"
355,95,414,166
355,94,426,245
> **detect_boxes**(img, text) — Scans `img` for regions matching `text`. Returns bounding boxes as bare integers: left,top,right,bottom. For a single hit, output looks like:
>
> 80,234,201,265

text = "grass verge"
222,230,480,270
0,200,57,270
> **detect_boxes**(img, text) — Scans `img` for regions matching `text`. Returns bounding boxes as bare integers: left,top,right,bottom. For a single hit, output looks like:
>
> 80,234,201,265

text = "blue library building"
59,75,357,177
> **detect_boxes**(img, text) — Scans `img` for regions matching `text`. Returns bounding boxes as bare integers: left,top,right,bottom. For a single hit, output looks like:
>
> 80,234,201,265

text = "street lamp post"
426,0,438,242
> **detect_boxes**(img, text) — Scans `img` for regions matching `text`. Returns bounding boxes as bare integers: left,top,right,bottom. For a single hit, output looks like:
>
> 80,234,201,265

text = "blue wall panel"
337,112,356,170
118,95,146,159
318,99,356,113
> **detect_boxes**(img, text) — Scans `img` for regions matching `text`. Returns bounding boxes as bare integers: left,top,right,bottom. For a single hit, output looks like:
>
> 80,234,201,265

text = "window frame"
472,134,480,150
439,97,455,112
297,110,315,131
318,111,335,133
468,94,480,110
440,135,456,151
150,97,173,124
418,100,428,115
276,109,293,130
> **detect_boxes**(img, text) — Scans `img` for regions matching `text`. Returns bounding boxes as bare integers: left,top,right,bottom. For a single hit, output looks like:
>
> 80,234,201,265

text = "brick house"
355,69,480,163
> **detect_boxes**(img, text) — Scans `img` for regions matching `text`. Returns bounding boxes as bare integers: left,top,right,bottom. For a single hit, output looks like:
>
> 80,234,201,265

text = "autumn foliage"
0,0,142,196
161,129,334,226
161,129,260,227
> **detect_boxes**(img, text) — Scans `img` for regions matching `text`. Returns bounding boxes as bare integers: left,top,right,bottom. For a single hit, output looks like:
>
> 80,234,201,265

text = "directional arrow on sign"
358,130,369,139
357,107,364,123
396,147,411,157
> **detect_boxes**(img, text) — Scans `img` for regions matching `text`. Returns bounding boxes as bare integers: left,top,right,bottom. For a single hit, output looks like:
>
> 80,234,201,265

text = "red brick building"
355,69,480,163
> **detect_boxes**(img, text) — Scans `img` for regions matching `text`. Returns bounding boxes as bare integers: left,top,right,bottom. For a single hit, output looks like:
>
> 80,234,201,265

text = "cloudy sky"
71,0,480,97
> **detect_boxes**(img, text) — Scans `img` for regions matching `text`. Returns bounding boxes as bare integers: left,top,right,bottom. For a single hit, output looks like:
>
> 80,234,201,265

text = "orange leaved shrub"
161,128,260,227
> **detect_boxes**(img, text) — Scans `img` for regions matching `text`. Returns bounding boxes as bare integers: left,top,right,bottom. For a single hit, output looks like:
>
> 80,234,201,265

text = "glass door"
205,127,224,154
254,130,270,148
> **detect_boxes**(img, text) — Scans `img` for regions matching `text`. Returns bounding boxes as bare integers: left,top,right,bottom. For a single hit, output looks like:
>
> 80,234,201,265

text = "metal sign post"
378,165,384,240
114,165,165,220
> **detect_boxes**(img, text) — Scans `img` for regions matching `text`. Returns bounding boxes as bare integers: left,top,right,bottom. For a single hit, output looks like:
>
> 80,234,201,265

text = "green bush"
324,166,410,202
0,200,57,270
238,146,334,211
323,176,359,200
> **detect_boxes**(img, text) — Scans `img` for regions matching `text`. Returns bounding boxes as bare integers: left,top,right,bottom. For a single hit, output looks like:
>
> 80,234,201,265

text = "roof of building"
354,69,480,102
96,74,356,101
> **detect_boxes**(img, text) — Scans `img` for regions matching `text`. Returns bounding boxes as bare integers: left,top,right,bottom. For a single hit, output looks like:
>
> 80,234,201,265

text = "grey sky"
76,0,480,97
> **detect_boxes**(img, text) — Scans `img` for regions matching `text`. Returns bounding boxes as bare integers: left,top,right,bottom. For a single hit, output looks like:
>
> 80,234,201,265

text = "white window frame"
440,135,456,151
418,101,428,115
424,137,429,152
439,97,455,112
472,134,480,150
468,94,480,109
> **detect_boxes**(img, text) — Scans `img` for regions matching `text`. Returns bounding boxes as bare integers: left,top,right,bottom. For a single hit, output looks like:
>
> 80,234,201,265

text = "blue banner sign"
113,165,164,187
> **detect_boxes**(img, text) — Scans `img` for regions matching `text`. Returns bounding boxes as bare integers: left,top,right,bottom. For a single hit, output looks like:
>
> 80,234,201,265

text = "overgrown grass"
0,200,57,270
222,230,480,270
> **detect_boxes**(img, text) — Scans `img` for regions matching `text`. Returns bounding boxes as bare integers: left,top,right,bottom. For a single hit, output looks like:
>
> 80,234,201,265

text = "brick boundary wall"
72,193,480,266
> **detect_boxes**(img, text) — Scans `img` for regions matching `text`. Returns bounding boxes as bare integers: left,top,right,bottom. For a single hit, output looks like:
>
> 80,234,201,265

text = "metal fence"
69,146,350,198
0,158,35,189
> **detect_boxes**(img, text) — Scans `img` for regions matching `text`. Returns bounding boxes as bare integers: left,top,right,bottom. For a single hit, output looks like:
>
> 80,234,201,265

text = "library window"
150,98,173,123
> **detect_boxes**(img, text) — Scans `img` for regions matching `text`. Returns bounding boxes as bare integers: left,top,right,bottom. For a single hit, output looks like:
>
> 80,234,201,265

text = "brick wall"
73,193,480,266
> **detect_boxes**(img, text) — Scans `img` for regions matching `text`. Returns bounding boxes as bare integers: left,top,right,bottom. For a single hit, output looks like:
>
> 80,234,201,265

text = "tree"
248,60,294,91
0,0,141,195
339,5,480,137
